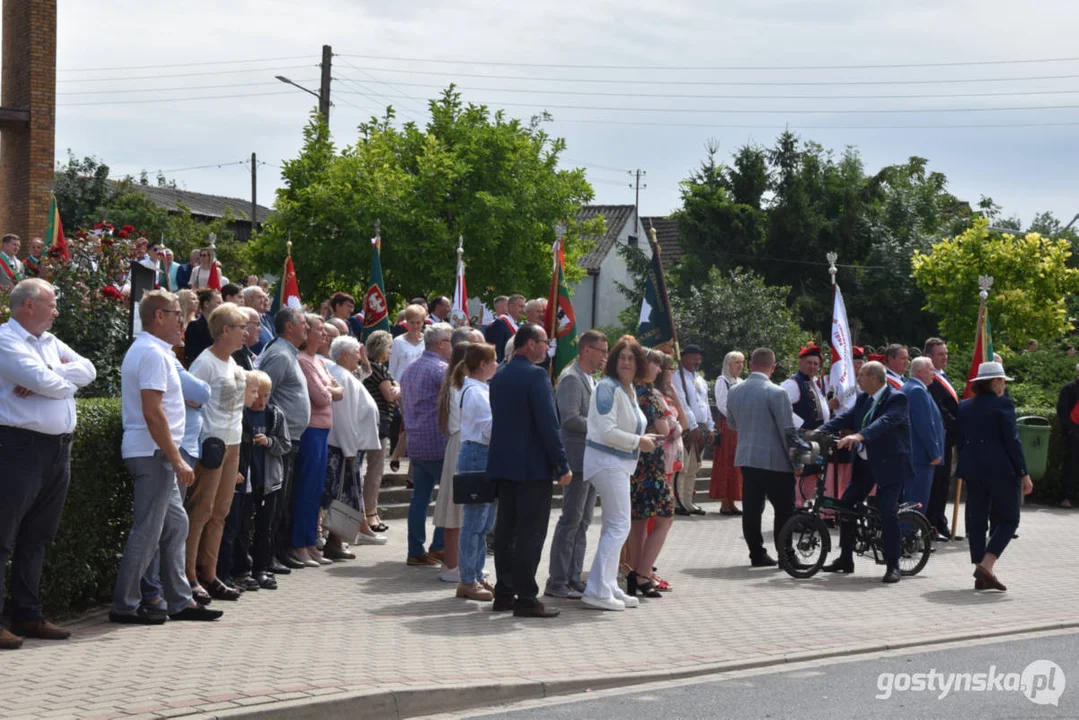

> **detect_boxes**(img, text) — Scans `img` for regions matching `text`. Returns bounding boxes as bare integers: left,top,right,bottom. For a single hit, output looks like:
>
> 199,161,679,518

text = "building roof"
576,204,637,272
641,216,683,268
124,183,273,225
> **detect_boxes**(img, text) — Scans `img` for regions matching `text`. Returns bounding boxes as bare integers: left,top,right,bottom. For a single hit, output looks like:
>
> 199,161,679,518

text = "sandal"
190,583,212,606
652,574,672,592
202,577,241,601
366,512,389,533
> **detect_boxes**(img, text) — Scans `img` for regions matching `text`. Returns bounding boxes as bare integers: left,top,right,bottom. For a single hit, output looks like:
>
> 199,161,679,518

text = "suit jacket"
175,262,194,290
554,360,593,473
486,354,569,482
821,385,913,487
484,319,514,362
1056,378,1079,436
928,371,959,465
901,378,944,467
183,315,213,368
956,392,1028,484
232,345,256,372
0,255,25,288
726,372,796,473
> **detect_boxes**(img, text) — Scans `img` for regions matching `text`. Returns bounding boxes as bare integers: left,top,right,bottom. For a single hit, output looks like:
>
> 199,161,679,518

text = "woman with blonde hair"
710,350,745,515
388,304,428,470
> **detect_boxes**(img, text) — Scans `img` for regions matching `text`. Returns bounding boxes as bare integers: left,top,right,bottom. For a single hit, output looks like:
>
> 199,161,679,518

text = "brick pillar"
0,0,56,244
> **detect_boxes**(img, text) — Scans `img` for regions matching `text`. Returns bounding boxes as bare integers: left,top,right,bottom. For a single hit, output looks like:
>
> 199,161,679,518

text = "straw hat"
972,361,1013,382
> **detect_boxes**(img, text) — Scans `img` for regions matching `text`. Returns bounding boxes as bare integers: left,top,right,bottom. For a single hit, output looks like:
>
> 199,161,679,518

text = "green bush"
38,398,133,615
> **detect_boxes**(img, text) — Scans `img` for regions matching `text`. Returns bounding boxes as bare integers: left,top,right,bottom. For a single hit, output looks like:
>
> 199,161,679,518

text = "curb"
186,619,1079,720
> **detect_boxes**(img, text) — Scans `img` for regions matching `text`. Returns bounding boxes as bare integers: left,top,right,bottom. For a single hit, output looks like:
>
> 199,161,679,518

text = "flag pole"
547,224,565,381
952,274,993,539
827,251,839,502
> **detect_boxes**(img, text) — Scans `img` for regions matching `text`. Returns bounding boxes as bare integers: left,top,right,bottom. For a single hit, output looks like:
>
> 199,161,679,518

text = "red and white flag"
452,253,468,326
829,284,856,412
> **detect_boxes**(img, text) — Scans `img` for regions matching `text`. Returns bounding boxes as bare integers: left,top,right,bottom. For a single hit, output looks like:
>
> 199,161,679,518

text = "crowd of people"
0,262,1047,648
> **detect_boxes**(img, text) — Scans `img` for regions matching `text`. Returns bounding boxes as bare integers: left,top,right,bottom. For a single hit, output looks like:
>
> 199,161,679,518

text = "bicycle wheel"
898,510,932,576
778,514,831,579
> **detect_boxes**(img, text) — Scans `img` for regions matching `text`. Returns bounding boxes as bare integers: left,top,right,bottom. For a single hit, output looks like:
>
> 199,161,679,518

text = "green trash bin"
1016,416,1051,481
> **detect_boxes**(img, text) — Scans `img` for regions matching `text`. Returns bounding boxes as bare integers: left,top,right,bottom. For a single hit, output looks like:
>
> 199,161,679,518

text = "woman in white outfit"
581,336,661,612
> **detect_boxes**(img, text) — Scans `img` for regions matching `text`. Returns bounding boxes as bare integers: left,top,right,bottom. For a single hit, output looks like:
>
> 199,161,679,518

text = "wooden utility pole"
319,44,333,123
250,152,258,238
631,168,647,233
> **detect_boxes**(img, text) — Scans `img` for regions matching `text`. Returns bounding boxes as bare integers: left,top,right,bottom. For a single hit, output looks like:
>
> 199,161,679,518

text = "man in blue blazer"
901,357,944,517
487,323,572,618
820,361,913,583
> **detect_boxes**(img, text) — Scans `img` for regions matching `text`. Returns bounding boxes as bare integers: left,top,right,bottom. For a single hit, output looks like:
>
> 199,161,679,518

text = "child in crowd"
219,372,262,591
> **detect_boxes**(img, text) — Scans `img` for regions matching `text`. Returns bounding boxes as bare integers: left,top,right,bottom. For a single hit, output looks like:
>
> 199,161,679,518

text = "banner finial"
827,251,838,286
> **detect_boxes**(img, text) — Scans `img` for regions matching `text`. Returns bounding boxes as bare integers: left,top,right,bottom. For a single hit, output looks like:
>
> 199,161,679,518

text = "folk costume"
781,344,830,507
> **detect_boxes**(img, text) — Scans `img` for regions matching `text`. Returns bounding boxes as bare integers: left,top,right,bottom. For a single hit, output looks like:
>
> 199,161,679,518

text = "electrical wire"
547,118,1079,130
57,80,319,96
336,56,429,117
335,53,1079,72
57,55,315,73
56,65,317,83
58,91,295,106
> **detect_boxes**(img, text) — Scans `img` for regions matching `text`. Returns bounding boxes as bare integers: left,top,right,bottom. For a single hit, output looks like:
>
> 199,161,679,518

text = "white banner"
829,284,857,412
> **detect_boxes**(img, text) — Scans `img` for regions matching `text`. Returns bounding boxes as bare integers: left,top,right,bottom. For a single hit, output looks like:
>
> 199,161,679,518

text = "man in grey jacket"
726,347,797,567
545,330,608,599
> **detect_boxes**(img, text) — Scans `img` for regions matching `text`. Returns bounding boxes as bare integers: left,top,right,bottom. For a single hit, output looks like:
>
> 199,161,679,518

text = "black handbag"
200,437,226,470
453,471,497,504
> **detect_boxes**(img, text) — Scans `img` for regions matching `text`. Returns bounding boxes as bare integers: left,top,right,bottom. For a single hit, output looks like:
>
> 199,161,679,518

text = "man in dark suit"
174,249,200,291
182,289,220,368
901,357,944,515
484,293,525,362
487,323,572,618
924,338,959,539
1055,363,1079,509
820,361,913,583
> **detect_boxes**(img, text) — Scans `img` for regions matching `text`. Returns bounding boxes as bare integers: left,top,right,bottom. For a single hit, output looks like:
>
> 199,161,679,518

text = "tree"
674,267,806,379
249,90,600,307
911,217,1079,347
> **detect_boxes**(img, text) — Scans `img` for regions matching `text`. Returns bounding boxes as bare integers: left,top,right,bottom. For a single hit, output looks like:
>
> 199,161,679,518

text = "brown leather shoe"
10,619,71,640
427,550,446,563
973,565,1007,592
513,602,561,618
0,628,23,650
407,554,439,567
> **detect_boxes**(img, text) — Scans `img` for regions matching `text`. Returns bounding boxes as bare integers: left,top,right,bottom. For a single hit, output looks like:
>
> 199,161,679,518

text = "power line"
56,79,320,96
58,91,295,107
336,56,428,117
548,118,1079,130
336,53,1079,72
56,64,317,83
332,95,1079,115
338,66,1079,86
57,55,315,73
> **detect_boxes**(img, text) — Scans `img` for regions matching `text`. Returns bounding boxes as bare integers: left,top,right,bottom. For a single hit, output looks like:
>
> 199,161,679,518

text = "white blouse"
389,334,425,385
190,350,246,445
327,363,382,456
714,375,743,417
458,377,492,445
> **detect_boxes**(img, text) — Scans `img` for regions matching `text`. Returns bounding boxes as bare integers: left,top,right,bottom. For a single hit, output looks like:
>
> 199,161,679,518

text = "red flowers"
101,285,123,301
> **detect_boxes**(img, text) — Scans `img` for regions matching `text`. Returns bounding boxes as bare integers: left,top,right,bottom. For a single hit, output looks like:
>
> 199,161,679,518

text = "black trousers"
0,426,72,621
251,489,279,574
967,477,1020,563
837,470,903,569
219,489,249,580
493,479,553,606
926,461,952,535
1063,434,1079,503
740,466,795,562
274,447,299,559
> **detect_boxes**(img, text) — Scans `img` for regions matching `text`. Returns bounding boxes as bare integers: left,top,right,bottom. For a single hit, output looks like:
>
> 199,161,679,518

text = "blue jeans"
457,442,496,584
292,427,330,548
114,452,194,615
409,459,445,558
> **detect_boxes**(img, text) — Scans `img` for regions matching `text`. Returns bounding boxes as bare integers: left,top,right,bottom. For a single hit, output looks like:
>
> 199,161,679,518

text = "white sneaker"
438,566,461,583
581,594,626,612
612,589,639,608
354,532,388,546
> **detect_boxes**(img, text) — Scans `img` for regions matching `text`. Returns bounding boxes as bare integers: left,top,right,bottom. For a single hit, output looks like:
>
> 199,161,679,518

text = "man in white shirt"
110,290,222,625
674,344,713,515
0,279,96,648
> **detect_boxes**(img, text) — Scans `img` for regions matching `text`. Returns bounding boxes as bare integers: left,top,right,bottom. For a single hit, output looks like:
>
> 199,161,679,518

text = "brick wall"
0,0,57,246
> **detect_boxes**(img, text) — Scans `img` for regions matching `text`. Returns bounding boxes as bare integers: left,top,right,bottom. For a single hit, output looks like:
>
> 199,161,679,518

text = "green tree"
249,90,599,307
911,217,1079,347
674,267,806,379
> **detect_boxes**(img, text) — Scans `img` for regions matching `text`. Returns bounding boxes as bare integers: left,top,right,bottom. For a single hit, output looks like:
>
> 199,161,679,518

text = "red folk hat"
867,353,886,363
799,343,822,359
852,346,865,359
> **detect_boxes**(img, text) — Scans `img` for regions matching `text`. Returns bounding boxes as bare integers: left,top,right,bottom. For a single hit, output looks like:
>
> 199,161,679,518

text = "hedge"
38,398,133,616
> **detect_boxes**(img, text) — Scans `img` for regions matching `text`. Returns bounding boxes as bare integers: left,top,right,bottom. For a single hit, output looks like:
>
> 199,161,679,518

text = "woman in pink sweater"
289,314,343,567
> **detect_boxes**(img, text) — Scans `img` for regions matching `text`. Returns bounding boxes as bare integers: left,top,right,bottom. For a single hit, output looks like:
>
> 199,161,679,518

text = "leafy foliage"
249,90,599,308
674,267,806,379
911,217,1079,348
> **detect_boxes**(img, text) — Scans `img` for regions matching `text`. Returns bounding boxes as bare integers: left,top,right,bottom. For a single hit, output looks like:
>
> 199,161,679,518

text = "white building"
571,205,650,333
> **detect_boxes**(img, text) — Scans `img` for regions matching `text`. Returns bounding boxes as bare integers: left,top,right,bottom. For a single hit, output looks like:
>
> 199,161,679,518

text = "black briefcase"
452,471,497,504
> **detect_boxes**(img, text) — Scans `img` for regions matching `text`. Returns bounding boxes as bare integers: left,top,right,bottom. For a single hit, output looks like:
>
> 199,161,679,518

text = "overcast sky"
40,0,1079,230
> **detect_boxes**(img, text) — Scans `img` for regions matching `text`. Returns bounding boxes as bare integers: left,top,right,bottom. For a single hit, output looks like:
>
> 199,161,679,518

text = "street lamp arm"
275,75,320,101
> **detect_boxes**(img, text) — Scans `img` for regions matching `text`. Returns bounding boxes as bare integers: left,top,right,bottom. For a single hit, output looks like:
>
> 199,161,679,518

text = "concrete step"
373,463,714,520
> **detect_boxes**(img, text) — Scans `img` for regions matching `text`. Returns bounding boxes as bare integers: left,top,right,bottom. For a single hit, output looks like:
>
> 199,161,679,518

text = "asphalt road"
436,630,1078,720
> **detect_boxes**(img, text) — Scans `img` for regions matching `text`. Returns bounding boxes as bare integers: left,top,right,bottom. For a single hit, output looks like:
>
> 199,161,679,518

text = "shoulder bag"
452,384,498,505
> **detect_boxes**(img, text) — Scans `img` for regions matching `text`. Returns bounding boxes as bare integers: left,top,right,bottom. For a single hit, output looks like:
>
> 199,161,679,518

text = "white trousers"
582,467,631,601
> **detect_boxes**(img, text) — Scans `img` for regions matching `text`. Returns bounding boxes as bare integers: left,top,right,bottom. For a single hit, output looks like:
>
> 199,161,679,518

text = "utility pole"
250,152,258,239
630,168,647,239
319,44,333,123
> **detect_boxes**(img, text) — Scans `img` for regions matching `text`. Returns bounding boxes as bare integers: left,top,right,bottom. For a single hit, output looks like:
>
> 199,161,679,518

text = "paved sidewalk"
2,498,1076,720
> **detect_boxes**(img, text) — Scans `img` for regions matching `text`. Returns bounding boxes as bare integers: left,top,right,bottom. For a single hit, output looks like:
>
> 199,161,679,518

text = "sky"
33,0,1079,231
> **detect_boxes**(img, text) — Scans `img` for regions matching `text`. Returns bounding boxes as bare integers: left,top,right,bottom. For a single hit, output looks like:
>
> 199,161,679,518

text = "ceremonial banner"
206,258,222,292
545,239,577,379
829,284,857,412
45,195,69,262
452,247,469,326
636,244,675,350
963,303,995,399
363,233,391,340
270,250,301,319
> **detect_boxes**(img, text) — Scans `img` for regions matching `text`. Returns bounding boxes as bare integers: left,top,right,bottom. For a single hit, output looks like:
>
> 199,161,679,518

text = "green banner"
362,237,391,340
636,249,674,349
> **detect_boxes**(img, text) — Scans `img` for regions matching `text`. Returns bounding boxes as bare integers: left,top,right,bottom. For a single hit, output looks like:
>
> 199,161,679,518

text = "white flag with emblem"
830,284,857,412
